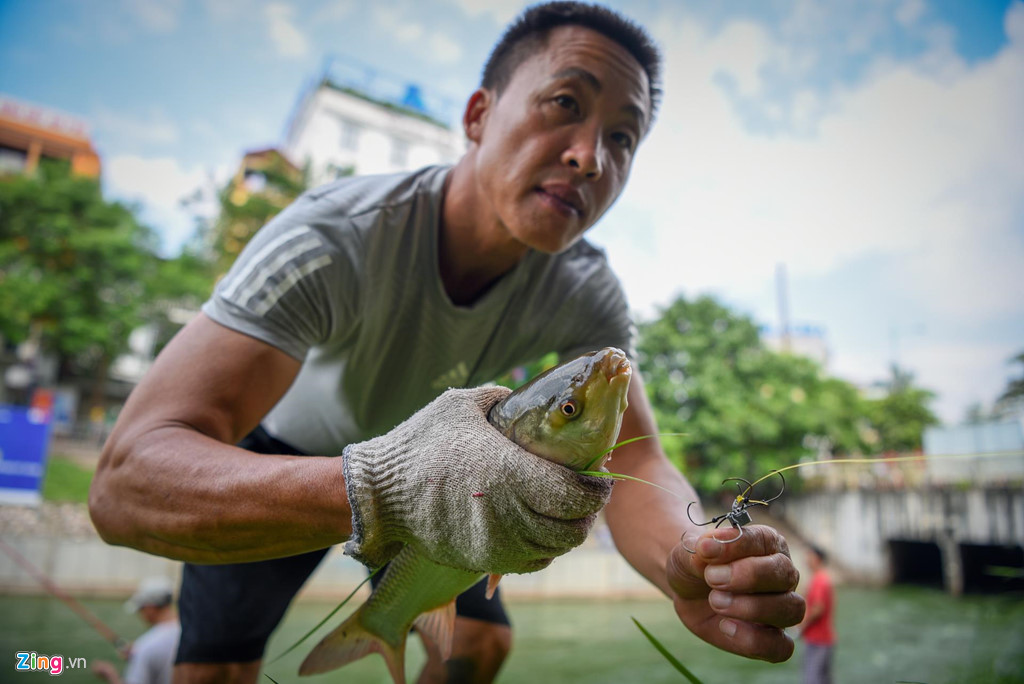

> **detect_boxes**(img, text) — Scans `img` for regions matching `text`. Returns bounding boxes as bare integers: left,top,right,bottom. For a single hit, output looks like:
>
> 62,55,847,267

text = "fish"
298,347,632,682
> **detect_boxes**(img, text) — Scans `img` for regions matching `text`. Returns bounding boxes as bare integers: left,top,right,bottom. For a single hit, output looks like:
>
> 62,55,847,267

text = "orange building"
0,95,101,178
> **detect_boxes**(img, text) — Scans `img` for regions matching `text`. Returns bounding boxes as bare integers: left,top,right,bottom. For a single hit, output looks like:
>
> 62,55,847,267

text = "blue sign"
0,405,52,505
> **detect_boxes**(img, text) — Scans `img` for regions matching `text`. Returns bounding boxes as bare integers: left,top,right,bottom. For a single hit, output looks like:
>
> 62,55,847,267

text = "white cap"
124,576,175,613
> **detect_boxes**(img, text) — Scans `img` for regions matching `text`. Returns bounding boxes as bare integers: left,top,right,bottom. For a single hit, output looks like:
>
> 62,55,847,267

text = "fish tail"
299,606,407,684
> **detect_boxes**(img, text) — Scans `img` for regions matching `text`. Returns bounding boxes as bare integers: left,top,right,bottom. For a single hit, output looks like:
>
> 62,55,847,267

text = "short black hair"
481,2,662,122
809,544,828,564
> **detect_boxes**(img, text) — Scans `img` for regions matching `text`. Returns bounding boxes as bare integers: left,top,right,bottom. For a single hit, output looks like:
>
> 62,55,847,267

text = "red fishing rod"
0,536,129,655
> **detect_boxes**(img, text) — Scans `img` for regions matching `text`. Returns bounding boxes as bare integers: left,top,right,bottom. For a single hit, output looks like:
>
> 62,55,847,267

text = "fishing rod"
0,536,129,655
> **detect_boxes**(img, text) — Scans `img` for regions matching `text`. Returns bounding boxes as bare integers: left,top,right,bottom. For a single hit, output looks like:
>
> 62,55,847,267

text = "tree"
0,161,158,406
210,150,309,276
637,294,869,492
996,351,1024,410
862,364,938,452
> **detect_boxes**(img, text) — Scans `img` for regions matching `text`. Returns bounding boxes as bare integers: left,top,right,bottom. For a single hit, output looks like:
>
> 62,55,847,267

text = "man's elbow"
89,469,129,546
88,441,140,548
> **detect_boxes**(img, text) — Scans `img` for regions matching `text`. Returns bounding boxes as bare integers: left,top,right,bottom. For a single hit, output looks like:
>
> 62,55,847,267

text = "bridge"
778,475,1023,594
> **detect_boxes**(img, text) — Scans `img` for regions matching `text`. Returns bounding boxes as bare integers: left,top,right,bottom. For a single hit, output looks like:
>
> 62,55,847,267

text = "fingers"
511,457,613,519
668,524,804,662
674,595,797,663
707,589,805,628
703,549,800,594
696,524,792,566
456,385,512,413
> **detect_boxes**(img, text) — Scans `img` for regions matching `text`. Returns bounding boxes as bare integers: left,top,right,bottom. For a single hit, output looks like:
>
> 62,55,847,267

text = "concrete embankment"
0,503,660,600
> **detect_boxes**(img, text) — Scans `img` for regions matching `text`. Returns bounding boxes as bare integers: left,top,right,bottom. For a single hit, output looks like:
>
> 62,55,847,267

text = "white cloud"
123,0,182,33
203,0,258,21
312,0,355,23
447,0,526,24
265,2,309,58
92,107,180,147
105,156,217,255
374,8,422,42
614,5,1024,317
594,2,1024,422
373,8,462,64
429,33,463,64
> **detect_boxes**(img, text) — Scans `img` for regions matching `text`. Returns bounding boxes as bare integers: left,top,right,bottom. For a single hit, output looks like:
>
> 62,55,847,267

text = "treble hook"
681,471,786,554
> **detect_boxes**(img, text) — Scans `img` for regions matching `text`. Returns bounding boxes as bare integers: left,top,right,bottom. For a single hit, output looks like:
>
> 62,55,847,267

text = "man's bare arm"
89,314,351,563
603,374,700,595
604,373,802,662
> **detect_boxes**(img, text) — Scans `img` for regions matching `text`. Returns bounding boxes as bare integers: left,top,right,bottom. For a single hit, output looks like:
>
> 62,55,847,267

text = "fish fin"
485,573,503,600
413,599,456,661
299,607,406,684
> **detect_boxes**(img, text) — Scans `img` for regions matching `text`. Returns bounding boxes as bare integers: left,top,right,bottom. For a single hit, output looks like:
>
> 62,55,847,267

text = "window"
339,118,361,151
390,138,409,167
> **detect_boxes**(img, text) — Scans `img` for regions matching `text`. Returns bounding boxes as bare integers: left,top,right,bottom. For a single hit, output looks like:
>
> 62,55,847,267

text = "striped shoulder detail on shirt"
219,225,333,315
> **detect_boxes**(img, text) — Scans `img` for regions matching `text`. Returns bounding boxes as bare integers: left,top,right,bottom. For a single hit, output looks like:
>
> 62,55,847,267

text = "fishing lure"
682,471,785,553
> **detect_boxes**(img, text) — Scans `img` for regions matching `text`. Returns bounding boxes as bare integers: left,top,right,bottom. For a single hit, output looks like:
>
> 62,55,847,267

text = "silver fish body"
299,347,632,682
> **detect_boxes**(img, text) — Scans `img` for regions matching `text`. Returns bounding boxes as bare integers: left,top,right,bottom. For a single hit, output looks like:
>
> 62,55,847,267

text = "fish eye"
560,400,578,417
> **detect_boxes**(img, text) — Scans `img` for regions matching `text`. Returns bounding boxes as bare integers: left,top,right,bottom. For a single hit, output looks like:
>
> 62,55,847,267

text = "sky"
1,0,1022,424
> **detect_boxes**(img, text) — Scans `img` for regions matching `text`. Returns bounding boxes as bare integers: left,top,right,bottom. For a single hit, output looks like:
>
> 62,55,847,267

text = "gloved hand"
342,386,613,574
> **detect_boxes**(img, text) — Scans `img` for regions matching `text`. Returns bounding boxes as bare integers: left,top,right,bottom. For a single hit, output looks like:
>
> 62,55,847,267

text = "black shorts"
176,426,509,664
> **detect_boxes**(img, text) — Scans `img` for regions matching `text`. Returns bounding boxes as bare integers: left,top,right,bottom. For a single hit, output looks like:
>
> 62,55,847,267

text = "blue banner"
0,405,52,505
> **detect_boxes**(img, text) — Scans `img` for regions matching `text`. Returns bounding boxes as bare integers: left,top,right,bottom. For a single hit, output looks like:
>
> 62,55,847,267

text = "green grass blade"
266,565,382,664
579,470,685,500
631,617,705,684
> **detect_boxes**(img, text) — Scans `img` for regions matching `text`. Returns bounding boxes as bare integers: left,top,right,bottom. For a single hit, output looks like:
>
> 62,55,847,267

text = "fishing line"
0,537,128,654
738,450,1016,499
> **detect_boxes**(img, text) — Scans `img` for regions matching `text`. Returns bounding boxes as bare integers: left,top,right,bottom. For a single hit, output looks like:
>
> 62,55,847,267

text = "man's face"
471,25,651,254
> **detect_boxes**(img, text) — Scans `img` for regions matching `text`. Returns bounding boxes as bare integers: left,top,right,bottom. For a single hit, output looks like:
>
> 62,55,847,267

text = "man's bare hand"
666,524,805,663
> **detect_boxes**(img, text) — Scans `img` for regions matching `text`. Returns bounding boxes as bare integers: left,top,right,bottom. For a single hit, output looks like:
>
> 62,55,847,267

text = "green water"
2,587,1022,683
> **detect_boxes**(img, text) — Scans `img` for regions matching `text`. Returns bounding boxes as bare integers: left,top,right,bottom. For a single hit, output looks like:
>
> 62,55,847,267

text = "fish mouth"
596,347,631,382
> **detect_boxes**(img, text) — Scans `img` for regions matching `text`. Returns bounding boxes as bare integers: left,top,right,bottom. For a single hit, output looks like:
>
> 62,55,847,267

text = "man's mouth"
536,185,583,217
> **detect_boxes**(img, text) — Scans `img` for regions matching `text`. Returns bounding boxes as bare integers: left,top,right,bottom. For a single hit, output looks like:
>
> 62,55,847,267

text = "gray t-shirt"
123,621,180,684
203,165,635,455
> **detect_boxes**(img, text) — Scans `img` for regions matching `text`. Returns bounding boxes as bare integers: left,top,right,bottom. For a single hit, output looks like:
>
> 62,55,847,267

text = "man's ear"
463,88,493,144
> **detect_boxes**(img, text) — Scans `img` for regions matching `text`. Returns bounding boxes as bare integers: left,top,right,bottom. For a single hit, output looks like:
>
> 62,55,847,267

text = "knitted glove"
342,386,613,574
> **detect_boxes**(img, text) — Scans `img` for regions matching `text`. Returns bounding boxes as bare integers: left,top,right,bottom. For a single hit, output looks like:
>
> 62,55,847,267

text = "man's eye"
554,95,580,114
611,132,635,151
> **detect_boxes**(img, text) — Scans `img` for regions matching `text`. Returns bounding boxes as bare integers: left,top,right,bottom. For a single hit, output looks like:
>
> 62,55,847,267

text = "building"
0,95,100,178
761,322,830,369
284,57,464,188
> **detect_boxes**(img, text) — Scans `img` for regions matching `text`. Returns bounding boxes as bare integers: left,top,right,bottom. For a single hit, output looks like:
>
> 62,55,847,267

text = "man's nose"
562,129,603,180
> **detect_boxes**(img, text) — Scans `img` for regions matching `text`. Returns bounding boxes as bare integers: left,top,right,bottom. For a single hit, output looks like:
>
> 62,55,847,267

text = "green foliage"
637,295,871,491
212,154,308,276
862,364,938,451
42,455,94,503
998,351,1024,404
0,161,154,364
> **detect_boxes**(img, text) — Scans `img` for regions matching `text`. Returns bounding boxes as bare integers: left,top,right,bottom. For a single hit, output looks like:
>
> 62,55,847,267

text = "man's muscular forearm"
90,427,351,563
605,444,699,595
89,314,351,564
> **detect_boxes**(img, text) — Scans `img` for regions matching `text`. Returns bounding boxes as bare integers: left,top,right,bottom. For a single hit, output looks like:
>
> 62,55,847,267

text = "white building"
284,59,465,188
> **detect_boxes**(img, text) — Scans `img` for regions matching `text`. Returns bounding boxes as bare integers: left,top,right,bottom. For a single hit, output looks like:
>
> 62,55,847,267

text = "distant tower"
776,262,791,353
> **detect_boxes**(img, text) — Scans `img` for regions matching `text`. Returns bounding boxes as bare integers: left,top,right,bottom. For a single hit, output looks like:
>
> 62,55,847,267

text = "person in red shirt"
799,545,836,684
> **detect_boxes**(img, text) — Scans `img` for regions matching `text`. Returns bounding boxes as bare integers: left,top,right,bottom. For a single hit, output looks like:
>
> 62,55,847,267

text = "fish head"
489,347,632,470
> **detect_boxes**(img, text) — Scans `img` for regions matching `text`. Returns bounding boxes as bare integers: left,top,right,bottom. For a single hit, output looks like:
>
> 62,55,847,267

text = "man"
798,545,836,684
93,577,181,684
89,3,804,683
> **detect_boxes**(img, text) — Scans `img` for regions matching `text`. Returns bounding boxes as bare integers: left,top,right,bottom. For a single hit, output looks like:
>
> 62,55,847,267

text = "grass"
41,454,94,503
2,587,1023,683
